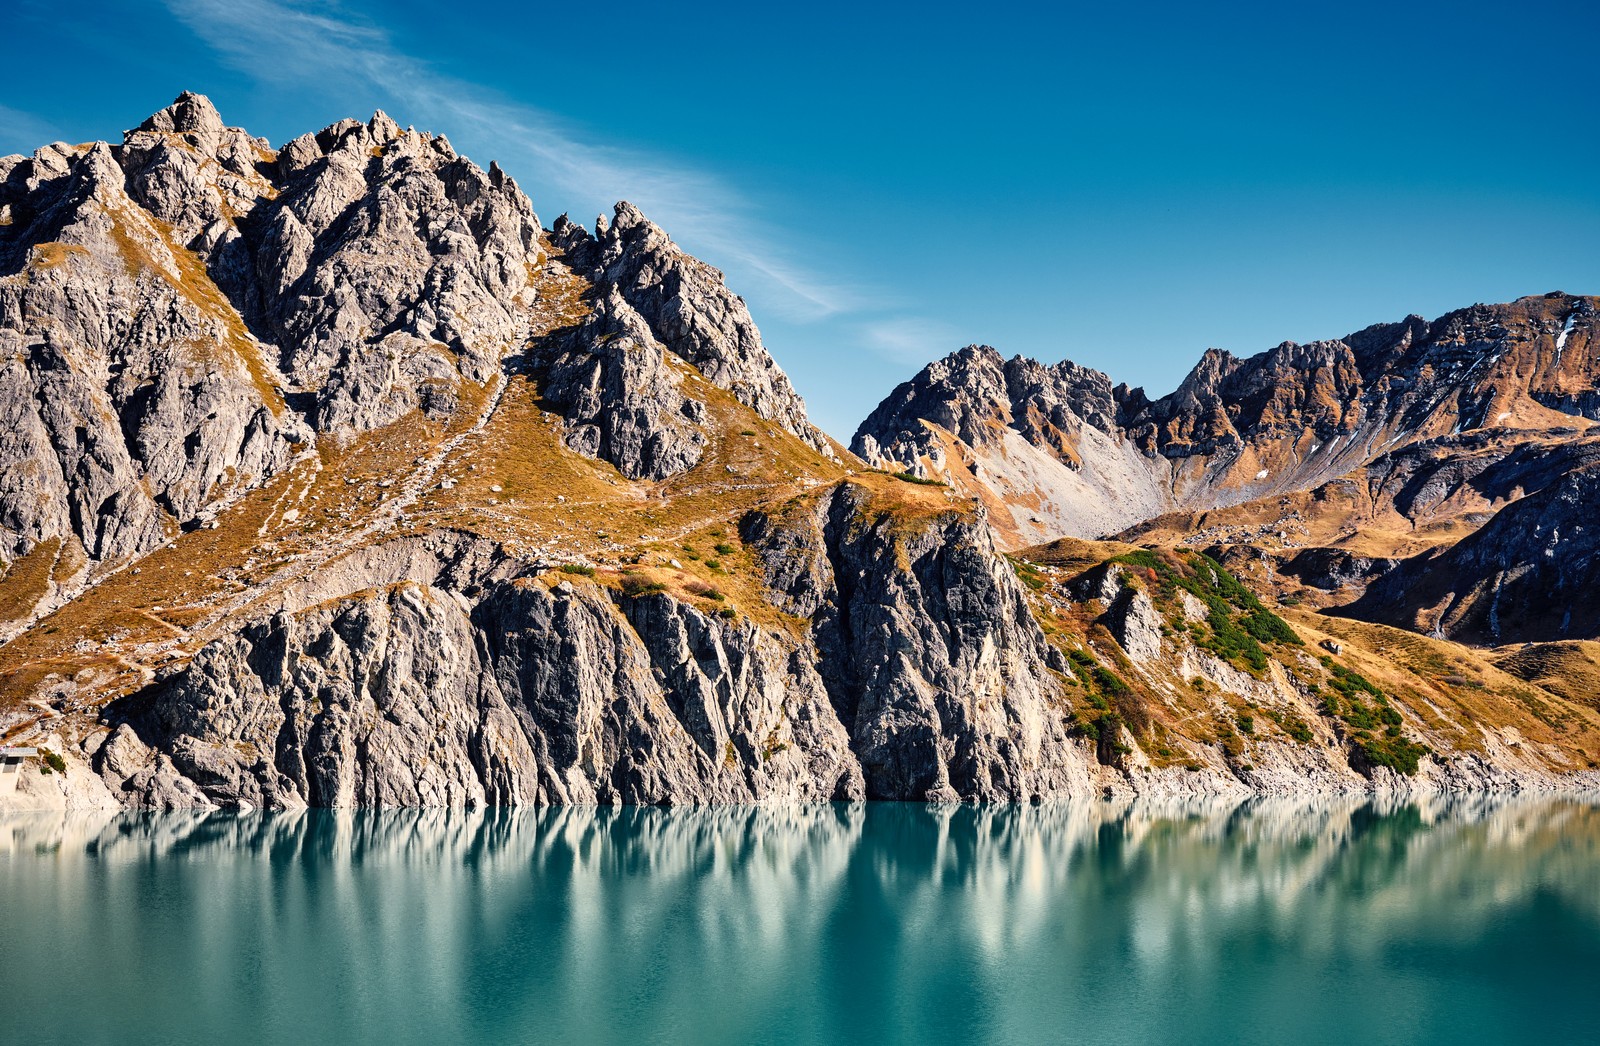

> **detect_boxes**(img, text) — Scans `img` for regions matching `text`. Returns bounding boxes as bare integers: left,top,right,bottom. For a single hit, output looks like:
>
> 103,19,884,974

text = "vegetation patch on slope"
1111,548,1301,674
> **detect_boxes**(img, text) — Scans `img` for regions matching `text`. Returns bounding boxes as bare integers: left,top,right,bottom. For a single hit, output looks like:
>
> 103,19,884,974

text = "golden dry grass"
1495,642,1600,712
1290,610,1600,757
0,538,63,628
27,243,90,269
1018,535,1141,574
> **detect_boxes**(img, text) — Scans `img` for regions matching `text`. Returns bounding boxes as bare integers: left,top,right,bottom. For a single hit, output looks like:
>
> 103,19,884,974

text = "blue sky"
5,0,1597,439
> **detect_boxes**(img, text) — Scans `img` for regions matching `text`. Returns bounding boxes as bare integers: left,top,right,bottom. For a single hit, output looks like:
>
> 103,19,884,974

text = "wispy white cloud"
161,0,870,320
859,317,966,367
0,104,66,155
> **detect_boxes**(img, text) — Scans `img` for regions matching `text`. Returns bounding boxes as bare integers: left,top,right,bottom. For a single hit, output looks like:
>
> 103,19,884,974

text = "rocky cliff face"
538,286,709,480
0,131,305,580
89,481,1097,809
123,93,546,435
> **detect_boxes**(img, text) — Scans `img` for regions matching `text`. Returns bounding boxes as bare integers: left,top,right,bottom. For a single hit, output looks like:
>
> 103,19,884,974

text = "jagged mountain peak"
134,90,227,137
857,292,1600,549
0,92,839,581
552,199,834,458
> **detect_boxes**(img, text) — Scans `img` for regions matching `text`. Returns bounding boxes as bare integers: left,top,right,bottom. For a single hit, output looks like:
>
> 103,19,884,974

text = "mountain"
3,94,1598,810
855,295,1600,644
857,296,1598,544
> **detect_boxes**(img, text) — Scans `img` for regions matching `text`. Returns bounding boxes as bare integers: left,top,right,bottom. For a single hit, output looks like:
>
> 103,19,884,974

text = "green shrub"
621,575,667,596
713,542,735,556
40,751,66,775
685,580,725,601
1092,666,1129,696
1109,550,1299,674
1354,735,1429,775
1006,555,1047,591
559,564,595,577
1243,608,1300,645
893,471,946,486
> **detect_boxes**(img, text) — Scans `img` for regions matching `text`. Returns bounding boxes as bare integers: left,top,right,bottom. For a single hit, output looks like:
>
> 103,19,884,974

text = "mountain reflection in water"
3,797,1597,1045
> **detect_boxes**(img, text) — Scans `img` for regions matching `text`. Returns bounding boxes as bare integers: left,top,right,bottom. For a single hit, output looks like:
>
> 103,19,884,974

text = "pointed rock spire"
136,91,225,136
368,110,400,141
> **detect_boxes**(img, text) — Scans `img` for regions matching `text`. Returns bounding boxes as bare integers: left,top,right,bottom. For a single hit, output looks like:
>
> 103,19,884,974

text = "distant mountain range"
855,293,1600,647
2,94,1596,810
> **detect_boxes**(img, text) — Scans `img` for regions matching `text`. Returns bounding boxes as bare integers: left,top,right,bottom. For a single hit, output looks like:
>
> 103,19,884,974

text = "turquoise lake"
2,799,1597,1045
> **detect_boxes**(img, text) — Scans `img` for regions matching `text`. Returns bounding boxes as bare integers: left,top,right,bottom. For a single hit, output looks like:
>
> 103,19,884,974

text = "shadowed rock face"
1343,464,1600,644
741,483,1087,801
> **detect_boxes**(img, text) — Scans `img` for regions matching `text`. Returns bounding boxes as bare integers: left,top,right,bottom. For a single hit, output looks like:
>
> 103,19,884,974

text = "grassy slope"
1010,537,1600,775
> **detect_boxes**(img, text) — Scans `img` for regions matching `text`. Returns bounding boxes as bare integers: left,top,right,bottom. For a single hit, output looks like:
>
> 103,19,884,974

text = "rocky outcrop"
742,483,1089,800
0,126,305,570
538,287,708,480
553,204,833,456
853,345,1174,545
244,110,544,432
93,482,1097,808
110,92,547,435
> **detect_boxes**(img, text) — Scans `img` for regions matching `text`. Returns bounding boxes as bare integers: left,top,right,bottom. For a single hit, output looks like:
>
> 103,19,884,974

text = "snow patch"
1254,469,1269,479
1556,313,1576,362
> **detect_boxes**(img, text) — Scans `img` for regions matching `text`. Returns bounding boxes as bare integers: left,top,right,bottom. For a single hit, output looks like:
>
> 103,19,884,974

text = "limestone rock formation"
538,287,708,480
93,482,1094,808
553,204,833,457
0,125,305,576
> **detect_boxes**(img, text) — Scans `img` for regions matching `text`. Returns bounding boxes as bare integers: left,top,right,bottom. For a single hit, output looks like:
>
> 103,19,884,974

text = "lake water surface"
3,798,1597,1045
